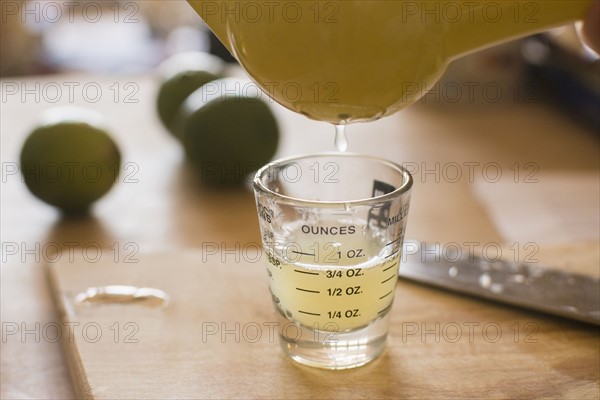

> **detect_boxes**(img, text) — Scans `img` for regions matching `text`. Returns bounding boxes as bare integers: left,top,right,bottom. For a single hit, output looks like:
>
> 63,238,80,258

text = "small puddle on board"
74,285,170,308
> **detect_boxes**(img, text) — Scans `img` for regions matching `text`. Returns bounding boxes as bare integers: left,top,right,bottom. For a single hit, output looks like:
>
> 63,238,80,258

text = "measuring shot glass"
253,153,413,369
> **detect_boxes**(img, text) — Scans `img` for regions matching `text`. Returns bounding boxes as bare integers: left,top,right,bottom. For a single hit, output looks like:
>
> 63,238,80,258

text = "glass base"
277,312,390,370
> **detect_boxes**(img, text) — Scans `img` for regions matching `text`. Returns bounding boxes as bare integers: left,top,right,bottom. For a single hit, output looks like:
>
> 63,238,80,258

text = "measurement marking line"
381,275,396,284
382,263,397,272
385,238,400,247
292,250,316,256
379,291,393,300
296,287,320,294
377,305,392,315
294,269,319,275
385,251,399,259
298,310,321,316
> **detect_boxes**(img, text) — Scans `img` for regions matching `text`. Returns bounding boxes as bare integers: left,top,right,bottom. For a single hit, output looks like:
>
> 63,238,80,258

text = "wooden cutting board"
47,251,599,399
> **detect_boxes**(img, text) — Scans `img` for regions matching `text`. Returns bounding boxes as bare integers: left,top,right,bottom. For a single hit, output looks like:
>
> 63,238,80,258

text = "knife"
398,241,600,325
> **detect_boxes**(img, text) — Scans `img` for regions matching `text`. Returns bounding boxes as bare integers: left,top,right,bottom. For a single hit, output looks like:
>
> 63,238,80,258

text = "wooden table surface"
1,73,599,399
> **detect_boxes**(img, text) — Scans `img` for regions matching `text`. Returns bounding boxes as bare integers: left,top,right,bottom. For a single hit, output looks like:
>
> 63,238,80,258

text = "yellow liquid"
189,0,591,124
267,237,400,332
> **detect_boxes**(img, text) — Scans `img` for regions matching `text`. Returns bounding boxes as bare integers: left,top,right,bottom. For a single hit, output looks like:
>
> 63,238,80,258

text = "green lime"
156,52,224,136
20,107,121,214
180,78,279,185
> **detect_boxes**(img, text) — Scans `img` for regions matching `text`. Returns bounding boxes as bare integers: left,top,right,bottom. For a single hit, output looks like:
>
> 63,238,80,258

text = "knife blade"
398,241,600,325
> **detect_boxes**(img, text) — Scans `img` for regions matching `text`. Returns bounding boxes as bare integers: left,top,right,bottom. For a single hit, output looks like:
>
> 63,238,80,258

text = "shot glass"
253,153,413,369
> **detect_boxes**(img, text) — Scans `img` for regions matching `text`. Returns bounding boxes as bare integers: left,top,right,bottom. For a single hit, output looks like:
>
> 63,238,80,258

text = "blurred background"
0,0,232,76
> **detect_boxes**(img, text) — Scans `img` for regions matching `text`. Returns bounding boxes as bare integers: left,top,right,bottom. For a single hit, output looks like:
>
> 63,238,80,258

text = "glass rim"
253,152,413,207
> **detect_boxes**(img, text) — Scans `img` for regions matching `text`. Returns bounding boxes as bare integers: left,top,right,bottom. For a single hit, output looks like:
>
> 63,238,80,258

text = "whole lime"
156,52,224,136
180,78,279,185
20,107,121,214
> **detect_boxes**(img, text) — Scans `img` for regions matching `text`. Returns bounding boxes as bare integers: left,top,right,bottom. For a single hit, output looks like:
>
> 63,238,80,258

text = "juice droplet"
334,124,348,152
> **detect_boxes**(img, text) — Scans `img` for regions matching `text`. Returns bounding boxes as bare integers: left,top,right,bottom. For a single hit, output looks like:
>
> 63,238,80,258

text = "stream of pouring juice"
189,0,592,124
